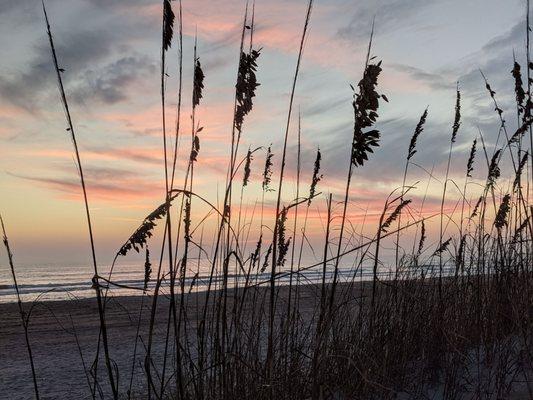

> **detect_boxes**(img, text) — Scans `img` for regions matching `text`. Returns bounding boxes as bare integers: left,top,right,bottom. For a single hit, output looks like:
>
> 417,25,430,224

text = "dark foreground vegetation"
2,0,533,399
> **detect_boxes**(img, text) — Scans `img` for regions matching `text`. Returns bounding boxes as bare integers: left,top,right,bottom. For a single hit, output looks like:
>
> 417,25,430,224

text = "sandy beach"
2,294,158,399
0,283,324,399
3,278,533,400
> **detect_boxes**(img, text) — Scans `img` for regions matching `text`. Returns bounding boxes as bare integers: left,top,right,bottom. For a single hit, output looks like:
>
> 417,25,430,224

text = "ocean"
0,257,453,304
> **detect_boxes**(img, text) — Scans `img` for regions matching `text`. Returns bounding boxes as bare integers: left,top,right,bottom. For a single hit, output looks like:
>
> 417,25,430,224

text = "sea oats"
262,145,274,192
451,88,461,143
193,57,204,107
235,48,261,133
487,150,502,189
433,237,452,256
471,196,483,219
351,60,385,167
260,243,273,273
514,151,529,191
417,219,426,257
381,199,411,233
494,194,511,230
118,200,172,256
512,61,526,113
163,0,175,51
308,147,322,204
407,108,428,161
466,139,477,178
243,148,253,187
143,248,152,292
276,207,291,267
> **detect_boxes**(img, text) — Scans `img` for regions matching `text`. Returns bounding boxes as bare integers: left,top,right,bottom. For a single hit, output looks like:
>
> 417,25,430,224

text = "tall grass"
41,2,117,398
3,1,533,399
1,215,40,399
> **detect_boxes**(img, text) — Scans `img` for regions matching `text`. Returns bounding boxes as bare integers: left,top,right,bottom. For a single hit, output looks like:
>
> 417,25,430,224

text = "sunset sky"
0,0,529,266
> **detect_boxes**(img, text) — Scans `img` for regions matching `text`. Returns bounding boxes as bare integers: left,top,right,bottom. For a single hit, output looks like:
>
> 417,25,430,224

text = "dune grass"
2,0,533,399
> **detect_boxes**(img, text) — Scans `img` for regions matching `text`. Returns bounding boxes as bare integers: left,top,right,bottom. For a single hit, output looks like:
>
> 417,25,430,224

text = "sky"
0,0,530,266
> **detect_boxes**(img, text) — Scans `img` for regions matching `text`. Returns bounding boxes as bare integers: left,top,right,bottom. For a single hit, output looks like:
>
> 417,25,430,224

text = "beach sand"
0,283,325,399
3,280,531,400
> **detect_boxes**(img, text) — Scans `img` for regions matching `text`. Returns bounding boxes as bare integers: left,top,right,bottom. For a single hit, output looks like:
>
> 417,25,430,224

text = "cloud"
389,64,453,92
70,56,157,105
0,28,122,111
8,165,163,203
337,0,440,41
303,97,347,118
88,147,162,165
481,21,524,55
25,147,163,166
84,0,148,8
313,109,488,198
0,0,161,113
0,0,44,18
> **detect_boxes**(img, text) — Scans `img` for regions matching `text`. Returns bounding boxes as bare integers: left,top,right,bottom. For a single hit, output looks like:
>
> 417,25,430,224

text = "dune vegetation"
2,0,533,399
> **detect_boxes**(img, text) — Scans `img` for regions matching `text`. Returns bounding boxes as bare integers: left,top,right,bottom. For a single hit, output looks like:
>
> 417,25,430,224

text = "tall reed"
1,215,40,400
41,2,117,397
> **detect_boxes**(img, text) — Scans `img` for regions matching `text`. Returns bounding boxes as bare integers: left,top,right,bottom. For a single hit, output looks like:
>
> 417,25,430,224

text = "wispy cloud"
337,0,441,41
8,166,163,203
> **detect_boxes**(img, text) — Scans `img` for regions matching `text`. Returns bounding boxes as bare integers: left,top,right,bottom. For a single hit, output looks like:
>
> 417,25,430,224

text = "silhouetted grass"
2,1,533,400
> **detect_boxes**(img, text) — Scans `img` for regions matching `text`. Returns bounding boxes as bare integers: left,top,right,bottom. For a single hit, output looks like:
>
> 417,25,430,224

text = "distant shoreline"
0,262,458,304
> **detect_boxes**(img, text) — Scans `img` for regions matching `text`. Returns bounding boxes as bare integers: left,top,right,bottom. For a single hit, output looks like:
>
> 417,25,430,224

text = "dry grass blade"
508,118,533,145
163,0,175,51
433,237,451,256
417,219,426,257
466,138,477,178
351,60,385,167
407,108,428,160
41,2,117,397
381,199,411,233
260,243,273,273
118,199,174,256
144,248,152,292
193,56,204,107
243,147,253,187
487,149,502,189
470,196,483,219
235,48,261,132
1,214,40,399
190,134,200,162
262,145,274,191
451,87,461,143
494,194,511,230
512,215,531,243
308,147,322,204
512,60,526,114
514,151,529,190
276,207,291,266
